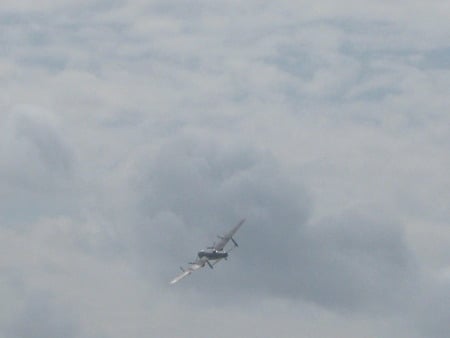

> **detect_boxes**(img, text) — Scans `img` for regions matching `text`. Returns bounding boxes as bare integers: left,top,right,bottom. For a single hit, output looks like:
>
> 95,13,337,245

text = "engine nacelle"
198,250,228,260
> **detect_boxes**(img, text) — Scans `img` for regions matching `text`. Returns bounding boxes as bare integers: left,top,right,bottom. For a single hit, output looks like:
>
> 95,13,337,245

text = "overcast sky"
1,1,450,337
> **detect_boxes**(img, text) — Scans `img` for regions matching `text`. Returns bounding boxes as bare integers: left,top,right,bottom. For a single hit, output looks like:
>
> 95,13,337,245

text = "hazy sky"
1,1,450,337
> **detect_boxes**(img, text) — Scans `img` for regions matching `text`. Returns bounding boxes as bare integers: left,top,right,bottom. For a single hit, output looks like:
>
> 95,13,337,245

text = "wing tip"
169,269,193,285
169,276,183,285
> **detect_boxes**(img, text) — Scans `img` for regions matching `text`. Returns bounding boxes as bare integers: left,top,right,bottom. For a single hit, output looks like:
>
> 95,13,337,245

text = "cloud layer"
1,1,450,337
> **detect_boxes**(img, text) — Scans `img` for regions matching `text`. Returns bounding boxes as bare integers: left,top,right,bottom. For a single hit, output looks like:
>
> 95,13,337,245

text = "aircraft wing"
169,257,207,285
169,269,192,285
213,219,245,251
170,257,212,284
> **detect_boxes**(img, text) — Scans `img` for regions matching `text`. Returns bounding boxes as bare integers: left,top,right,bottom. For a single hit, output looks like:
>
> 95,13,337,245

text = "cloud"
1,1,450,337
129,131,416,316
7,292,79,338
130,130,311,275
0,106,76,225
1,106,72,174
300,212,417,312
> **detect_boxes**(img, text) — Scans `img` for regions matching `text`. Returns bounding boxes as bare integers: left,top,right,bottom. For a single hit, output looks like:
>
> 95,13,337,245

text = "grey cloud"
13,110,73,176
414,278,450,338
299,213,417,312
130,132,416,315
129,131,309,275
1,106,73,180
131,133,292,267
1,1,450,337
232,211,416,313
0,106,75,224
7,292,79,338
421,47,450,69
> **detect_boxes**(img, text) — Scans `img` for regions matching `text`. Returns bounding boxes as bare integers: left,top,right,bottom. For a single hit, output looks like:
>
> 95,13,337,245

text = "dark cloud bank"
133,132,419,315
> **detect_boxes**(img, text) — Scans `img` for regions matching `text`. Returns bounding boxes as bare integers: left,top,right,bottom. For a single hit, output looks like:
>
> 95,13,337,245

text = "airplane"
169,219,245,284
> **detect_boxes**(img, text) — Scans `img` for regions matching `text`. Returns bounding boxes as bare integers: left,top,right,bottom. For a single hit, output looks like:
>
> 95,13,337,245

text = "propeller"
231,237,238,247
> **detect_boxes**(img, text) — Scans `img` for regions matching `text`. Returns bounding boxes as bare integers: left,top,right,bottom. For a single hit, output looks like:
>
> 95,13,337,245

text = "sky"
1,1,450,337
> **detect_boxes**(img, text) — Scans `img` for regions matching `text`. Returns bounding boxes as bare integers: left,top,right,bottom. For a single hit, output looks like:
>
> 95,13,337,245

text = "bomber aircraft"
169,219,245,284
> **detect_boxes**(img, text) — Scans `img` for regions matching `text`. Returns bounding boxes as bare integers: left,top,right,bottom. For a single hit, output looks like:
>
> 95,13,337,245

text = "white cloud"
1,1,450,337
